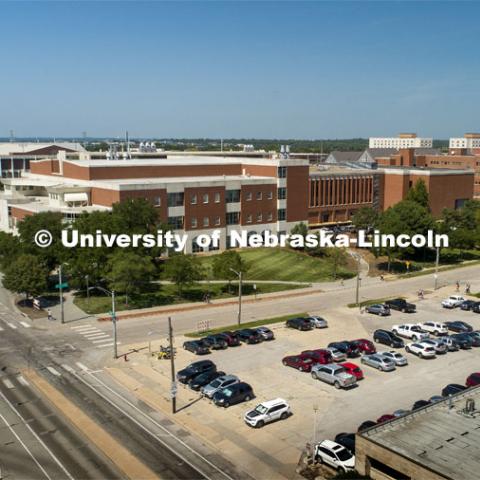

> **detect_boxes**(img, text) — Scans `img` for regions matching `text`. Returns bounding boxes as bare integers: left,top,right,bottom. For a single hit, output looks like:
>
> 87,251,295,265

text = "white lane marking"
2,378,15,389
46,367,61,377
84,333,109,339
70,325,95,330
78,328,100,334
75,362,89,372
0,389,74,480
17,375,30,387
95,342,121,348
92,338,115,344
61,364,75,374
0,411,52,480
6,322,17,329
20,321,31,328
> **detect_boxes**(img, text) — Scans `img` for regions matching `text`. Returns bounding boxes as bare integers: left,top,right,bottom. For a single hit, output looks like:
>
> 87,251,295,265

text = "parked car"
326,348,347,362
417,322,448,336
234,328,263,344
182,340,211,355
437,336,460,352
307,316,328,328
334,433,356,454
189,370,225,391
378,350,408,366
373,329,404,348
177,360,216,384
365,304,391,316
442,295,466,308
465,331,480,347
405,342,436,359
460,300,478,311
442,384,467,397
282,354,316,372
385,298,416,313
361,354,396,372
311,363,357,389
327,341,360,358
202,335,228,350
313,440,355,473
429,395,444,403
450,333,473,349
357,420,377,432
350,338,376,355
202,374,240,398
219,331,241,346
339,362,364,380
466,373,480,388
444,321,473,333
212,382,254,407
376,414,396,424
392,324,429,341
392,409,409,417
473,303,480,314
255,326,275,341
421,338,448,354
244,398,291,428
412,400,431,410
301,349,333,365
286,317,313,331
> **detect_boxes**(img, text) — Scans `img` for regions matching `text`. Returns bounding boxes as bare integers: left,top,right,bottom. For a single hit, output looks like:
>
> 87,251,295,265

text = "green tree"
3,254,48,299
212,250,249,292
111,198,159,233
406,179,429,209
352,207,379,231
289,222,309,250
106,251,155,304
164,254,204,295
0,232,21,270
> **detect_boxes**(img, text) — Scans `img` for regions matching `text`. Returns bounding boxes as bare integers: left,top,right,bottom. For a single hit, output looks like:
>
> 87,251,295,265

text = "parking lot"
111,286,480,479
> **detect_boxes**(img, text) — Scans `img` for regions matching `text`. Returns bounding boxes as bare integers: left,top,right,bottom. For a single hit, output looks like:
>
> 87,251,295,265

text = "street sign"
55,282,68,289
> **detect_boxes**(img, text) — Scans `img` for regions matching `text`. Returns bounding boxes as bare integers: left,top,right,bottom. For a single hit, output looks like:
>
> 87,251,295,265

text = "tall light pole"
434,246,440,290
58,264,65,324
352,253,361,311
168,317,177,414
88,286,117,359
230,268,242,326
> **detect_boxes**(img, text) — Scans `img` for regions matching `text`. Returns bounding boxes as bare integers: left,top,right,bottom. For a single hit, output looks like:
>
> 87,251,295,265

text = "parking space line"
17,375,30,387
2,378,15,389
6,322,17,329
75,362,89,372
61,364,76,374
46,367,61,377
20,321,31,328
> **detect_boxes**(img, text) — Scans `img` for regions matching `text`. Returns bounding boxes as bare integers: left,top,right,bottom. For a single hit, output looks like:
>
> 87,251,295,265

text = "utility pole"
168,317,177,414
59,265,65,324
434,246,440,290
238,271,242,326
354,255,361,311
112,290,117,359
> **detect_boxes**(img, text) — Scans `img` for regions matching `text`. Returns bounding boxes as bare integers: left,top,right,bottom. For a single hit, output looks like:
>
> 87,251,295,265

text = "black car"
286,317,313,331
212,382,254,407
188,370,225,391
442,384,467,397
183,340,211,355
465,331,480,347
473,303,480,314
460,300,478,311
451,333,473,349
234,329,263,344
385,298,416,313
202,335,228,350
412,400,431,411
327,341,360,358
445,321,473,333
219,331,242,346
177,360,216,384
334,433,355,454
373,329,404,348
357,420,377,432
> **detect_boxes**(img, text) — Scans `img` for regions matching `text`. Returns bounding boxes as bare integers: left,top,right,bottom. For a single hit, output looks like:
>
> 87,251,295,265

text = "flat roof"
361,387,480,480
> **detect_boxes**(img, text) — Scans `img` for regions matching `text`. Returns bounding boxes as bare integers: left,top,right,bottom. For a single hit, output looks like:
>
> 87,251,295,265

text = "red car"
376,414,396,424
351,339,376,354
282,354,315,372
340,362,364,380
466,372,480,387
301,349,333,365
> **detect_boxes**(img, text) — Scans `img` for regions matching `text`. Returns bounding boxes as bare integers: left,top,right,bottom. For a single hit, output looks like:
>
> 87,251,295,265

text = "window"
214,216,221,226
278,166,287,178
246,192,252,201
167,216,184,229
226,212,240,225
226,189,240,203
191,194,197,205
256,213,262,222
256,192,262,200
214,192,220,203
278,208,286,221
203,217,209,227
267,191,273,200
267,212,273,222
203,193,209,204
278,187,287,200
246,214,253,223
154,196,161,207
167,192,184,207
191,217,197,228
192,238,203,253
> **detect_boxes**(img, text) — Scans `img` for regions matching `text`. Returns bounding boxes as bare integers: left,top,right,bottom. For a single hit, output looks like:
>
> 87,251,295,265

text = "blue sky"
1,1,479,139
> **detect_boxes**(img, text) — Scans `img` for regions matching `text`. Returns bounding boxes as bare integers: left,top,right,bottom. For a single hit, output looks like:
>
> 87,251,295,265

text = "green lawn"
74,281,304,315
198,247,355,282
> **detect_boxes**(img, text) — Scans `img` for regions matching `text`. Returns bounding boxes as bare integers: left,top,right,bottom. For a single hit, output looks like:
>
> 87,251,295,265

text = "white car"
392,324,429,341
405,342,436,359
244,398,291,428
307,316,328,328
418,322,448,336
314,440,355,473
378,350,408,366
441,295,465,309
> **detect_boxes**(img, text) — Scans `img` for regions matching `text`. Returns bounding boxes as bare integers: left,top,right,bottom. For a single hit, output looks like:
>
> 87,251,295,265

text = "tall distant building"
369,133,433,149
449,133,480,152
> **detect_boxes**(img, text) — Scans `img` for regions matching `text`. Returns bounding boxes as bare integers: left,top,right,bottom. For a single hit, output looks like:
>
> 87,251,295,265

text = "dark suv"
182,340,210,355
212,382,254,407
373,329,404,348
202,335,228,350
327,341,360,358
219,331,241,346
177,360,216,384
385,298,416,313
286,317,313,331
234,329,263,344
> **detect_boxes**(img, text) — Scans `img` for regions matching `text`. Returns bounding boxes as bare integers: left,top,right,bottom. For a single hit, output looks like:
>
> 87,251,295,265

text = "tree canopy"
3,254,48,298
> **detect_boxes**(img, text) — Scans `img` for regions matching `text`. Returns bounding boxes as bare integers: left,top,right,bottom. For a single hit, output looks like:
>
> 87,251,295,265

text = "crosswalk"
70,324,121,349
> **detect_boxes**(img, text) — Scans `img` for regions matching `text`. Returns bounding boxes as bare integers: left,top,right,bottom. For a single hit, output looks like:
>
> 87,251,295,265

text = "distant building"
449,133,480,155
369,133,433,149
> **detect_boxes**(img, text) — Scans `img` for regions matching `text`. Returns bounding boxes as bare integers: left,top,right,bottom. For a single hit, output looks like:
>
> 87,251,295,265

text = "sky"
1,1,479,139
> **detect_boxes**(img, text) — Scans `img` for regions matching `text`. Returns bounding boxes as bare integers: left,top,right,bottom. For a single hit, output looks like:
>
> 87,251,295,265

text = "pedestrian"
466,283,471,294
47,309,53,321
455,281,460,292
380,275,384,282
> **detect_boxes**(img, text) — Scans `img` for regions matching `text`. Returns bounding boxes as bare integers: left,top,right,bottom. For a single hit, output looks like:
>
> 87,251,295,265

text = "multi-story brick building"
369,133,433,149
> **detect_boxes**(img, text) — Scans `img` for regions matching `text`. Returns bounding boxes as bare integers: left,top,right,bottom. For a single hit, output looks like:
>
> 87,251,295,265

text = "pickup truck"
441,295,465,309
385,298,416,313
417,322,448,336
392,324,429,341
310,363,357,389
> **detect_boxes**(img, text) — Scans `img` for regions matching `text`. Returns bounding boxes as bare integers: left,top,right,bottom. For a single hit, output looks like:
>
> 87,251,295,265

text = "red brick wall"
240,184,277,226
184,187,226,230
11,207,34,221
286,165,309,223
91,188,121,206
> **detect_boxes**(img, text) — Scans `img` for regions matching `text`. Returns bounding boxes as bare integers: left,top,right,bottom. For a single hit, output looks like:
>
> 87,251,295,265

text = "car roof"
319,439,344,451
258,398,288,408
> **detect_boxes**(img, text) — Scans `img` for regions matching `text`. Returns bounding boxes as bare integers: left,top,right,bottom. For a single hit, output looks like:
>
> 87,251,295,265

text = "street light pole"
59,264,65,324
168,317,176,414
111,290,117,359
230,268,242,326
434,246,440,290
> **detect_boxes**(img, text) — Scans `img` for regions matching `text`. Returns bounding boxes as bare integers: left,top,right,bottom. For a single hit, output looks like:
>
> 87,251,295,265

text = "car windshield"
254,405,268,414
336,448,353,461
222,388,233,397
336,367,346,374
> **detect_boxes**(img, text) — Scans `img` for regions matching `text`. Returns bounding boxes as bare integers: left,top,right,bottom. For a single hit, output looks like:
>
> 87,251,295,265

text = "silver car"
361,354,396,372
307,316,328,328
311,363,357,389
422,338,447,354
326,347,347,362
437,336,459,352
201,375,239,398
378,350,408,366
